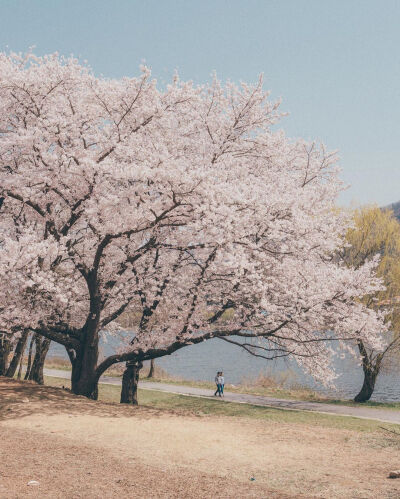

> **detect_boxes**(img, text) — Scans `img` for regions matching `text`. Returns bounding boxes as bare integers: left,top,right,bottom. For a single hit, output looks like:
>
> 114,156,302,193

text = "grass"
5,376,400,498
43,375,400,434
140,375,324,400
144,380,400,410
311,398,400,410
44,357,328,400
43,357,400,409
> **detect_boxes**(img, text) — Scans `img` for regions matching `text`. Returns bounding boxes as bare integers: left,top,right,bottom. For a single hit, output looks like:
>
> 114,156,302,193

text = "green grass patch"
43,375,400,434
141,376,323,400
43,358,334,401
43,361,400,409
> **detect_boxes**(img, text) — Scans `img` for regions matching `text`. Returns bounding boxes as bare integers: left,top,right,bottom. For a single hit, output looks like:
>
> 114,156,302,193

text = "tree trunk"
0,333,11,376
70,336,99,400
24,334,35,380
17,353,23,380
69,285,102,399
354,340,382,403
147,358,155,378
354,368,378,402
28,336,51,384
6,330,29,378
71,355,99,399
120,360,143,405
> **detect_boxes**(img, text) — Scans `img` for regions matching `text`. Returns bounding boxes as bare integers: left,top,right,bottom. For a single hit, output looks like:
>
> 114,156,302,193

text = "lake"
49,336,400,402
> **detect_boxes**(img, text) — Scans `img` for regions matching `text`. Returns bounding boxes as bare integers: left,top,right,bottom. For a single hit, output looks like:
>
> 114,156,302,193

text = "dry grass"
44,374,400,433
238,369,322,399
2,377,400,498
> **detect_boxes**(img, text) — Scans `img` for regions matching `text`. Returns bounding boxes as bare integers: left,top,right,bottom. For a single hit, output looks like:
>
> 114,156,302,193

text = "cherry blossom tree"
0,220,56,378
0,51,386,400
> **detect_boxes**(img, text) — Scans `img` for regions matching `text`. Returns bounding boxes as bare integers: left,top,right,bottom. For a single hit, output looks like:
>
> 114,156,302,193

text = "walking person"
214,371,221,396
218,372,225,397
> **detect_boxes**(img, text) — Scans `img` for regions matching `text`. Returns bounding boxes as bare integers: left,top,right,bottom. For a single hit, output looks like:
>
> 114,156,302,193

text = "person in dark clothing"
214,371,221,396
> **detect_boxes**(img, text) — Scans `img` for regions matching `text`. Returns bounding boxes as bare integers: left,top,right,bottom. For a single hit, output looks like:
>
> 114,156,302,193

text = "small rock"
388,471,400,479
27,480,39,486
21,398,30,403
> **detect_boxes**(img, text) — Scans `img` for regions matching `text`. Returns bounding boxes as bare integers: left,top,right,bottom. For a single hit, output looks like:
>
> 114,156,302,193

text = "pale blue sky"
1,0,399,205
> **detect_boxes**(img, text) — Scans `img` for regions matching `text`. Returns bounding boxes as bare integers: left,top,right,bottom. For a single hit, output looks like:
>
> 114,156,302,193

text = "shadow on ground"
0,376,167,421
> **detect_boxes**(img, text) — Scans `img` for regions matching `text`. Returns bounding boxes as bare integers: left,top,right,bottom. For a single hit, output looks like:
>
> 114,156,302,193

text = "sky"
0,0,399,206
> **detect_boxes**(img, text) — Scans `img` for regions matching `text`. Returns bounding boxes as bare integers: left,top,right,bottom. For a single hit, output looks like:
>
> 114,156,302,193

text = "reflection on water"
49,337,400,402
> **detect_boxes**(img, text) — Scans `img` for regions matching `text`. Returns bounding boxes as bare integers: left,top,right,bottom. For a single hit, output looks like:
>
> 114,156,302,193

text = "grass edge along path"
43,372,400,429
43,359,400,410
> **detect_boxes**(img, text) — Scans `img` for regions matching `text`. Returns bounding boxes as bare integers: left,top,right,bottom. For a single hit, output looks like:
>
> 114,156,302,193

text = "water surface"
49,337,400,402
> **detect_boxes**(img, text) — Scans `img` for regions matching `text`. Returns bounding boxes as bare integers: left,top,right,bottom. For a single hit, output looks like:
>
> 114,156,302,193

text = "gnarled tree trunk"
147,358,155,378
6,330,29,378
17,353,23,379
24,334,35,380
354,368,379,402
28,335,51,384
69,278,102,399
70,351,99,399
0,333,11,376
354,341,383,403
69,329,100,400
120,360,143,405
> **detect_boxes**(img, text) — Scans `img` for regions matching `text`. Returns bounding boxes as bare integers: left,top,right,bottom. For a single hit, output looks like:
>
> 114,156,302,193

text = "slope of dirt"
1,377,400,498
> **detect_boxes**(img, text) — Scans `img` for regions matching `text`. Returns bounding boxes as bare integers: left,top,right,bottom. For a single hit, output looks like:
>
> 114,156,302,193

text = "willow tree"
343,206,400,402
0,51,386,401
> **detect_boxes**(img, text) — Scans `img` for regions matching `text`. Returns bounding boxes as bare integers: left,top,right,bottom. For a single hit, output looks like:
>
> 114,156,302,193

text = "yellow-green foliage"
345,206,400,340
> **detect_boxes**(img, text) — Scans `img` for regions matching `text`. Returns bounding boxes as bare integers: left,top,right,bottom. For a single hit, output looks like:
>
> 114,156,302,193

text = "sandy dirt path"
1,378,400,498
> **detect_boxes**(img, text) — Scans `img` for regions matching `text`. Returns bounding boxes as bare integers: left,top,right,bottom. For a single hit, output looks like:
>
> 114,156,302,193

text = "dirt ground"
1,378,400,498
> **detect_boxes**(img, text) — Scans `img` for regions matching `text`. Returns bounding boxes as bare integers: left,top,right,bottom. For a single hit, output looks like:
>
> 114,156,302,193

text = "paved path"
44,368,400,425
